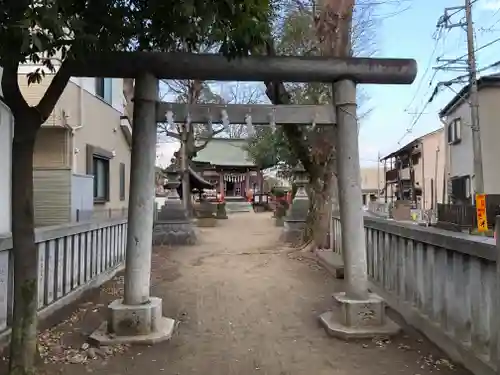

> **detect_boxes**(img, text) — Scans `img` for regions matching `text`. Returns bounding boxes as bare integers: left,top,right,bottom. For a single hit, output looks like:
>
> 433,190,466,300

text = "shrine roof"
193,138,256,168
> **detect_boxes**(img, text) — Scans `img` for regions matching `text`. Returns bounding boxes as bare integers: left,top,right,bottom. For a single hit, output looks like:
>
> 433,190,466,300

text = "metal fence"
0,218,127,338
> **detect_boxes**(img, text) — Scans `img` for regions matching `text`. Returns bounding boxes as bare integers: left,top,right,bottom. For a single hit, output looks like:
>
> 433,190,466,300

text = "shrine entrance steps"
224,196,253,213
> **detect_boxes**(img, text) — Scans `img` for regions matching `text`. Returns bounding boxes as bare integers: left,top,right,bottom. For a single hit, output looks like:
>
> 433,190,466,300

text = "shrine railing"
330,214,498,375
0,218,127,340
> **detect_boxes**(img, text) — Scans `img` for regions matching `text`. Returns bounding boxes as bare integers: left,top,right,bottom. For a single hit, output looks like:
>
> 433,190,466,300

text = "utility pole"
464,0,484,195
437,1,484,195
377,151,381,200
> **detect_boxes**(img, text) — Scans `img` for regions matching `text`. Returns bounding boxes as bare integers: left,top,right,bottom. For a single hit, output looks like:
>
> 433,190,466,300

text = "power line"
396,11,500,149
403,29,444,113
396,95,433,146
397,26,447,146
436,0,484,193
428,59,500,107
435,37,500,69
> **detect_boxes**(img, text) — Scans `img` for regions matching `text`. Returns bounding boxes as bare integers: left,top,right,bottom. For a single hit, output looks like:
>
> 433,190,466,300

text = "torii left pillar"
91,72,175,344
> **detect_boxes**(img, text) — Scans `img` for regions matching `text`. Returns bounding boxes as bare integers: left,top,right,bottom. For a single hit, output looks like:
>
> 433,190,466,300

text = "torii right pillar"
319,79,400,339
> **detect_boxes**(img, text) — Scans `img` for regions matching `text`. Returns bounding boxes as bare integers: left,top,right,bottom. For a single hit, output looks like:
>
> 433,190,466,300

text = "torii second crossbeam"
156,103,336,125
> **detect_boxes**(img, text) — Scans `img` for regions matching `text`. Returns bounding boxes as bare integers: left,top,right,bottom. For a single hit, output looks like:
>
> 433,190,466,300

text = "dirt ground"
2,211,470,375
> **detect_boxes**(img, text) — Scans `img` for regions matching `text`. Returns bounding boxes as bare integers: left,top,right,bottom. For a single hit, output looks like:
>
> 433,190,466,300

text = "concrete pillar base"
90,297,175,345
153,222,197,246
216,203,228,219
281,220,306,244
315,249,344,279
196,217,218,227
254,205,266,213
319,292,400,340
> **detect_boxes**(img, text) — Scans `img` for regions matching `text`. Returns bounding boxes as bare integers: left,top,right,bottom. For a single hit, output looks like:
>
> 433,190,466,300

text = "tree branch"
36,61,72,121
123,78,134,122
1,62,29,115
263,39,319,176
158,127,181,140
193,127,225,153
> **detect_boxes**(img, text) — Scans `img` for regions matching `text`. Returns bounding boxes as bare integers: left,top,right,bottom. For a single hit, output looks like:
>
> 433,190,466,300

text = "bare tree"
158,79,228,211
219,82,267,139
261,0,380,250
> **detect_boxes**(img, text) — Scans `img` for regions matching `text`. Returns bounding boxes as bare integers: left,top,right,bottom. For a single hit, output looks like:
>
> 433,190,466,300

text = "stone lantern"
152,166,196,245
281,163,310,244
164,168,181,201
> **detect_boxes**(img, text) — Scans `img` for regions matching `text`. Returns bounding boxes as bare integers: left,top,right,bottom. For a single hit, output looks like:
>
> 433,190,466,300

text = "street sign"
476,194,488,232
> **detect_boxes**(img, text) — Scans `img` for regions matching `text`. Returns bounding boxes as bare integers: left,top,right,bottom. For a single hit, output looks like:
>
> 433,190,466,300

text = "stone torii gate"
67,52,417,344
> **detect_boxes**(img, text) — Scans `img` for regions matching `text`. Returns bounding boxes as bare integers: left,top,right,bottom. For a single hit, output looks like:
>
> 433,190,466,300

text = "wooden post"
384,160,388,203
218,171,224,199
245,169,250,197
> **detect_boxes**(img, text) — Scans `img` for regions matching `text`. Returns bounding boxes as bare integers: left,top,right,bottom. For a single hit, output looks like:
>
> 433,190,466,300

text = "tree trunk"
304,160,335,249
181,127,195,216
181,141,190,214
9,113,40,375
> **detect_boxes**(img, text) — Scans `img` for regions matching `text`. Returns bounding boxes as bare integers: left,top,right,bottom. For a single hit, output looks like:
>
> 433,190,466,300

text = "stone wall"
331,214,498,375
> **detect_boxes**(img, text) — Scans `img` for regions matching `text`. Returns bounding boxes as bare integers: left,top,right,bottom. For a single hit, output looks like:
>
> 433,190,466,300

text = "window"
119,163,126,201
86,145,112,203
450,175,471,203
93,157,109,201
95,78,113,104
447,118,462,144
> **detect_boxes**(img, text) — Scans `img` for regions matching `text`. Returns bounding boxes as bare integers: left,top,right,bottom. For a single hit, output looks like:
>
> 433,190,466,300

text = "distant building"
360,167,384,205
381,128,445,211
192,138,263,198
440,75,500,203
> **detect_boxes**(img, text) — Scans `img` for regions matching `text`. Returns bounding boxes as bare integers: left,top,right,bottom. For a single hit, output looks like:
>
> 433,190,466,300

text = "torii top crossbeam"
67,52,417,84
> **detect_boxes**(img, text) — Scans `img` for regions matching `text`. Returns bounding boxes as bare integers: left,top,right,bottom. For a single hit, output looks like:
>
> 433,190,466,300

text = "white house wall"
420,130,445,210
476,87,500,194
0,66,3,97
445,100,474,187
17,65,124,114
0,100,12,234
446,87,500,196
68,77,124,114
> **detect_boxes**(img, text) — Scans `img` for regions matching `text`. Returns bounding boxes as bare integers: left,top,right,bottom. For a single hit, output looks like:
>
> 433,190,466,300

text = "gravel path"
6,211,469,375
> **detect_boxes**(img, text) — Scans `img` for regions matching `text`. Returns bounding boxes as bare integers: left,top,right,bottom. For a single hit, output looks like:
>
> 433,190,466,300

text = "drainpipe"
72,78,86,173
434,146,439,210
439,117,450,204
421,141,425,210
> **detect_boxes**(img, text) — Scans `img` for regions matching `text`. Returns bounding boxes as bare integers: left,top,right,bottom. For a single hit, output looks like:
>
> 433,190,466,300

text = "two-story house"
440,75,500,204
17,67,132,226
381,128,445,211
